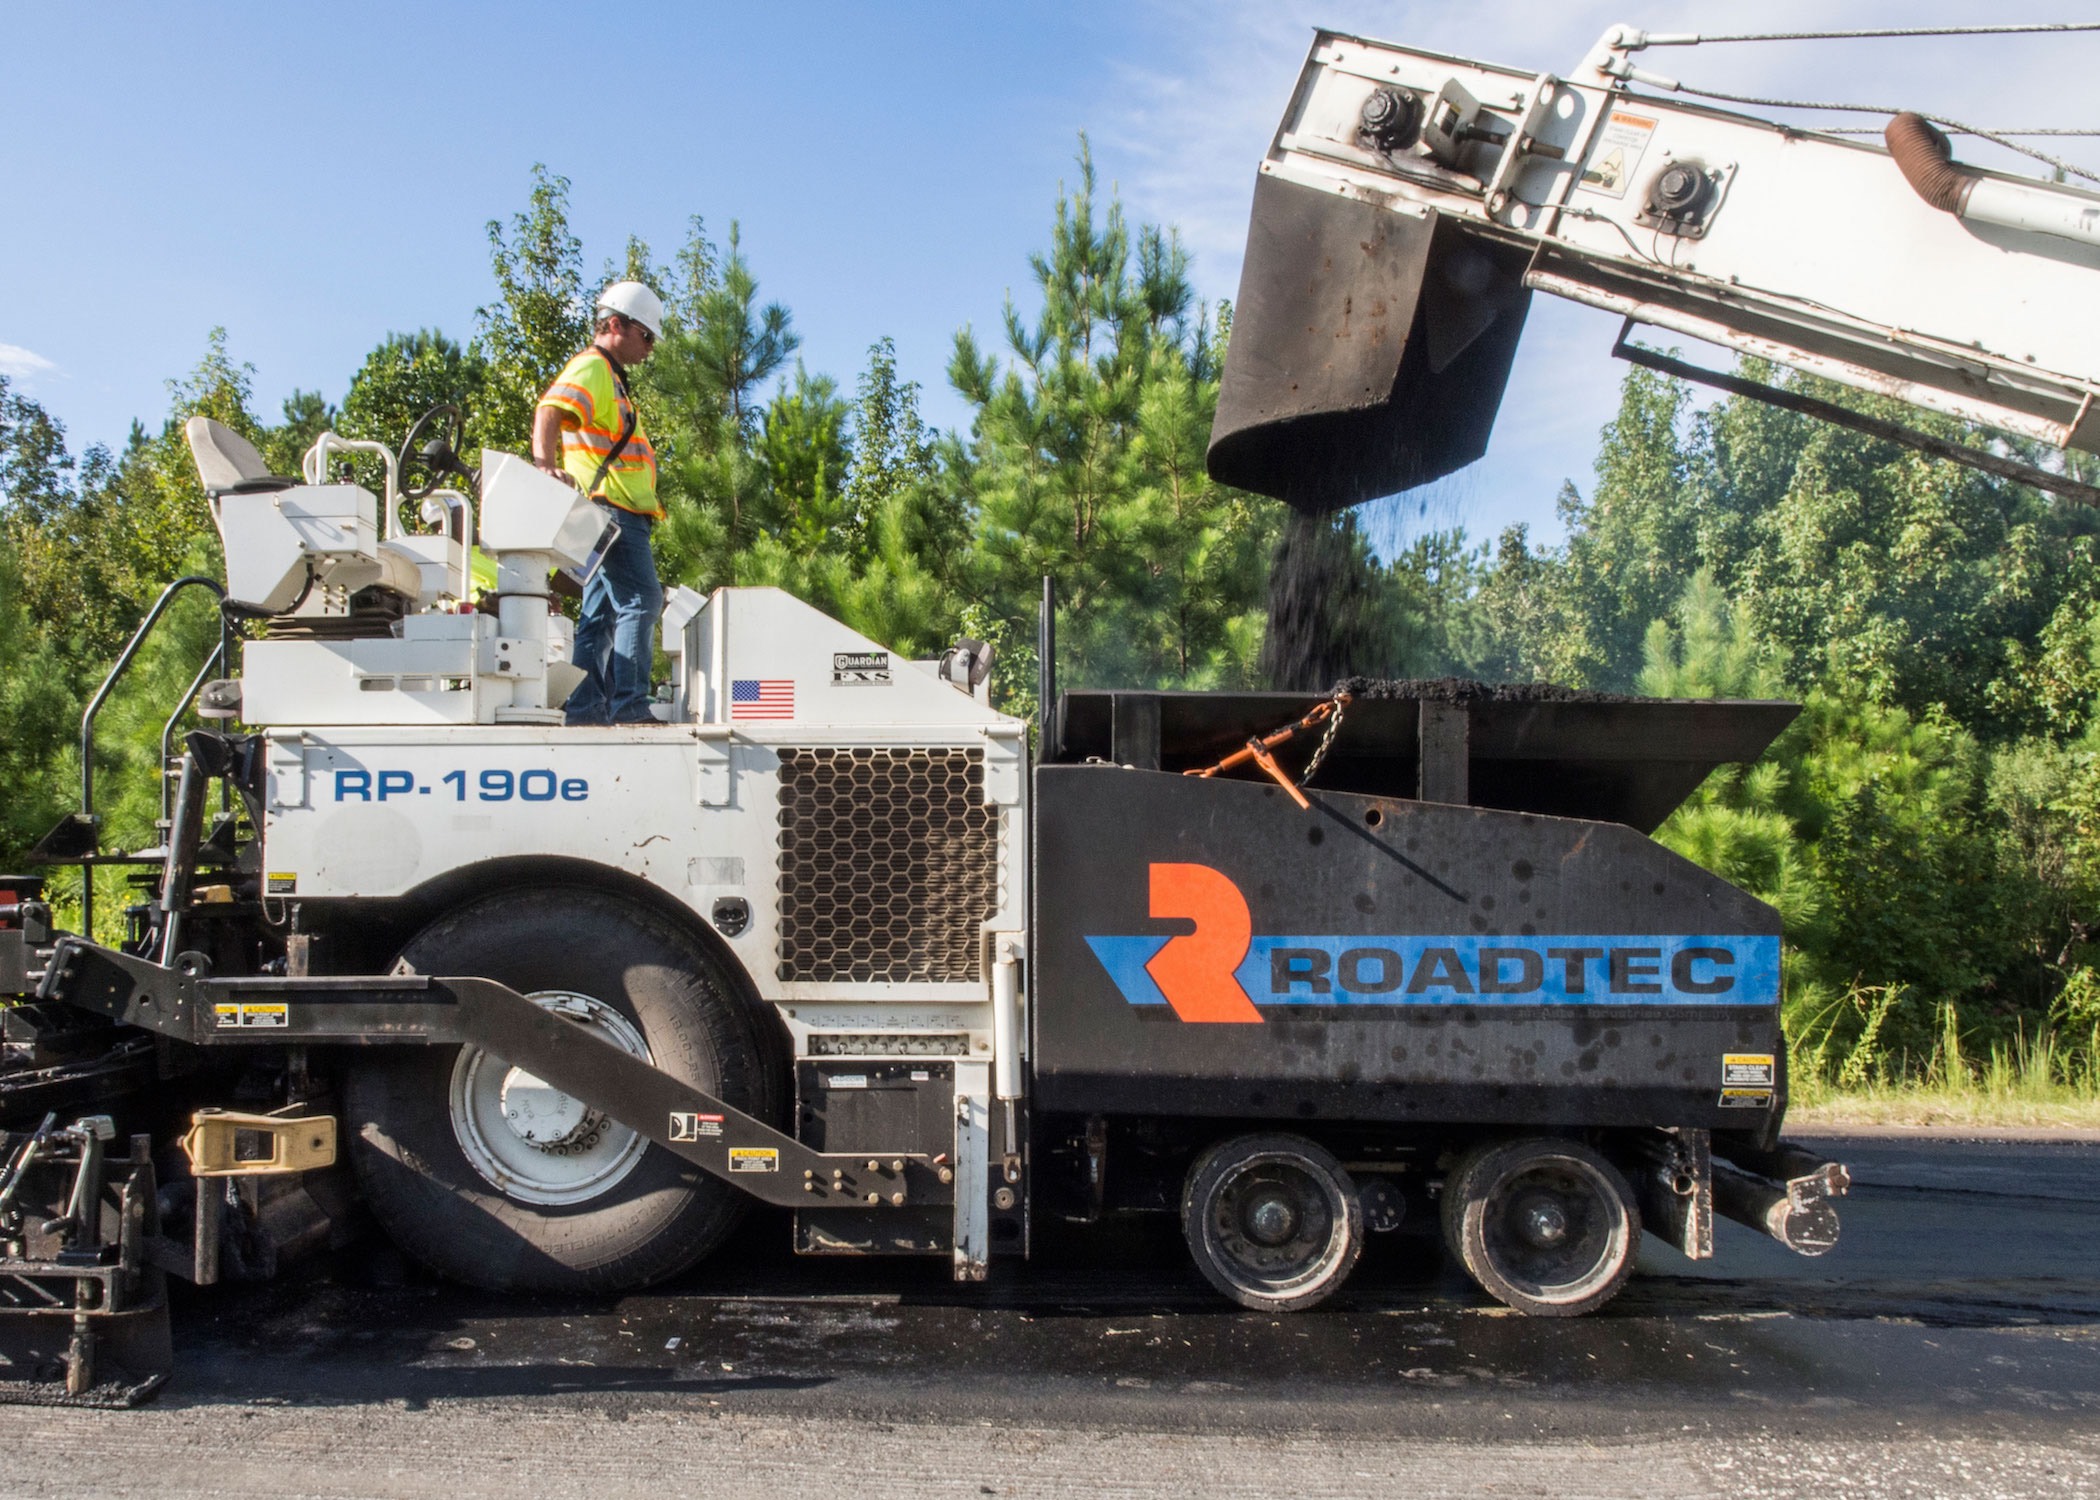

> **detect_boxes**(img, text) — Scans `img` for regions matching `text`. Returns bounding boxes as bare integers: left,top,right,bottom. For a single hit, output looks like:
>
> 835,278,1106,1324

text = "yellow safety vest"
536,347,662,518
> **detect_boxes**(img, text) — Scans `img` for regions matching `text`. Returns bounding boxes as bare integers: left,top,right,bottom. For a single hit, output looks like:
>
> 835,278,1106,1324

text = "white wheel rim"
449,991,653,1206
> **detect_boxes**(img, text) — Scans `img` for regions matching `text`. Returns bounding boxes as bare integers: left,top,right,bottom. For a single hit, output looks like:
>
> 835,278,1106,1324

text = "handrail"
77,574,227,937
159,640,227,827
301,434,401,536
419,487,478,600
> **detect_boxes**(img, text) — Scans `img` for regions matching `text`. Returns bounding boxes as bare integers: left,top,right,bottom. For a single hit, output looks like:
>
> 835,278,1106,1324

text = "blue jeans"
564,505,663,726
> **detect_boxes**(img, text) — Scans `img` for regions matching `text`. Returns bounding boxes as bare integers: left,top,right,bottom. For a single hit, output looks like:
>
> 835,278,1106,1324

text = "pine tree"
647,222,798,587
954,140,1269,691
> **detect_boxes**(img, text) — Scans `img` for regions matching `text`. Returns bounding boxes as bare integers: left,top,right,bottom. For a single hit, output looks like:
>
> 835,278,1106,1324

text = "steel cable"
1632,83,2100,183
1653,23,2100,43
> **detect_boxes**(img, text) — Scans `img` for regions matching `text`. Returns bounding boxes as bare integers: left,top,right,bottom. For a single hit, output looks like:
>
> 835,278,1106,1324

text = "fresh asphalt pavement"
5,1134,2100,1498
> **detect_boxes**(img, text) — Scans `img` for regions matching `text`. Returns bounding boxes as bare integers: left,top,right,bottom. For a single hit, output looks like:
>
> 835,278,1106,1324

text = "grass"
1787,999,2100,1130
1788,1078,2100,1130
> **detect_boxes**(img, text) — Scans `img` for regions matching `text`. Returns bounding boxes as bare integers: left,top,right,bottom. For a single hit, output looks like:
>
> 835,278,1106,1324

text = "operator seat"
184,416,297,499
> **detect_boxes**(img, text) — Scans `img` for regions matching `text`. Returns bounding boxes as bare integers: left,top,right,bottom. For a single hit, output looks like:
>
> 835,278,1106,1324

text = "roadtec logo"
1085,863,1778,1024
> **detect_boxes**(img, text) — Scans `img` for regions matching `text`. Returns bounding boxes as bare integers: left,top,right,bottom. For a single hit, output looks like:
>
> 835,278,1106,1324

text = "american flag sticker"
731,678,795,719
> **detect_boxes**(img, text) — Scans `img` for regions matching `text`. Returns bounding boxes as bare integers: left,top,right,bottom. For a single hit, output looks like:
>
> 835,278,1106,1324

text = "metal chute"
1208,176,1530,512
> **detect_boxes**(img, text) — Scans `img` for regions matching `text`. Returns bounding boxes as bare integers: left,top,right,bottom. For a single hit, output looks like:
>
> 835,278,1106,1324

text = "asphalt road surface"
5,1134,2100,1499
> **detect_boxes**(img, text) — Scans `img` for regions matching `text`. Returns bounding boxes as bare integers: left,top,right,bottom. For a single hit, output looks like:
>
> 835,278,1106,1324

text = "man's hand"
531,405,579,486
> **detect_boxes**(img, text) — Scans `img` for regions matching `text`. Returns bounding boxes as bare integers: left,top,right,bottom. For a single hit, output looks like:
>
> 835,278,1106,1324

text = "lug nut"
890,1192,905,1207
867,1159,880,1172
937,1167,954,1184
891,1159,904,1173
865,1192,880,1205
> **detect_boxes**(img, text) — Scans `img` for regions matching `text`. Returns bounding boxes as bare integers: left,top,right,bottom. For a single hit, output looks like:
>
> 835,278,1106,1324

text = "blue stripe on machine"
1244,935,1777,1005
1085,936,1171,1006
1085,934,1778,1007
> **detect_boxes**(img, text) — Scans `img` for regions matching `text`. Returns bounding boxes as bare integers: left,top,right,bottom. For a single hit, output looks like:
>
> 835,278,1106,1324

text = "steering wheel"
397,403,468,500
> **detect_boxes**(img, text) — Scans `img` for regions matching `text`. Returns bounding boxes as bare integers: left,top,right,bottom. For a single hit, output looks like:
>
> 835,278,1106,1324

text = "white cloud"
0,343,57,382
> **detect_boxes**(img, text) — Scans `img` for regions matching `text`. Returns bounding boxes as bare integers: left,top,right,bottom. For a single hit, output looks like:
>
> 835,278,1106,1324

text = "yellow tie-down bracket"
181,1108,338,1177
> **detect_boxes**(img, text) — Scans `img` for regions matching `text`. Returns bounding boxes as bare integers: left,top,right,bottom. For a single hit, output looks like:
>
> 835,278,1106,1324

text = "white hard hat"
596,280,665,340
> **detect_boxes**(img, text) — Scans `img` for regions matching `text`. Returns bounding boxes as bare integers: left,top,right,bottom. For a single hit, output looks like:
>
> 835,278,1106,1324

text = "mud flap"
1207,173,1531,511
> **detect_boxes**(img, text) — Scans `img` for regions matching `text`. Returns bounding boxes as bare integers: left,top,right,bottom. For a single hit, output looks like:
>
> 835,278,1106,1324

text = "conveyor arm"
1213,26,2100,510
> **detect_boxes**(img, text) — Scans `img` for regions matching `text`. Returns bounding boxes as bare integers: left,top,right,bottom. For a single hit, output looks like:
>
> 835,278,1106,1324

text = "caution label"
669,1112,724,1142
1719,1087,1774,1109
1723,1054,1776,1088
265,872,297,895
728,1147,779,1174
213,1002,288,1030
1578,111,1658,198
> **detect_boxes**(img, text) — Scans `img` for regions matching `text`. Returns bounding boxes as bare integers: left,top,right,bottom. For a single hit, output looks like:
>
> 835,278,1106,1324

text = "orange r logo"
1145,863,1263,1024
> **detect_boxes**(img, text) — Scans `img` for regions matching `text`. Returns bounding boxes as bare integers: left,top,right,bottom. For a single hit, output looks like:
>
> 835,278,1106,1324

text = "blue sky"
4,2,2091,552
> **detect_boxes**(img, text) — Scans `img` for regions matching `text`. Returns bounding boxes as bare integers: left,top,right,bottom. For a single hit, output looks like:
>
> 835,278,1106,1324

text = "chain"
1301,693,1349,786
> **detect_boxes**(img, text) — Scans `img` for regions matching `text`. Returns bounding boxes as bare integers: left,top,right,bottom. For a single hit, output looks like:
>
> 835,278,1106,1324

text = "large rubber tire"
1440,1137,1641,1317
1182,1133,1363,1313
344,888,774,1293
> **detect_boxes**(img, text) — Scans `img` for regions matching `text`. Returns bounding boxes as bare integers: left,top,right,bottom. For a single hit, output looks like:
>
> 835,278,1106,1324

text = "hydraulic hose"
1887,110,2100,247
1885,112,1974,215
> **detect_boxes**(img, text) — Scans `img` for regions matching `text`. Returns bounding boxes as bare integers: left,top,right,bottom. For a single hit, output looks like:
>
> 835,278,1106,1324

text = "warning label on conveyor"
1578,111,1657,198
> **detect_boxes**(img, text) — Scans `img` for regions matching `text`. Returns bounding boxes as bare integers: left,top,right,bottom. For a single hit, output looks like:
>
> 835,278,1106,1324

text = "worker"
532,280,667,726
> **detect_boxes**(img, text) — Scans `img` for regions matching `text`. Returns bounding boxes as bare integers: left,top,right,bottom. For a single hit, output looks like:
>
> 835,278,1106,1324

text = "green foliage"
335,330,488,506
0,531,77,859
475,164,590,454
1733,395,2062,735
0,374,76,513
646,220,800,588
952,140,1271,694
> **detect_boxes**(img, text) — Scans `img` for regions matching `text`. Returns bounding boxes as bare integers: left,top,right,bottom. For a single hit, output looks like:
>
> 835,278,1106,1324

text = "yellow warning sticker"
213,1002,288,1030
1723,1054,1776,1088
1719,1087,1774,1109
265,872,297,895
728,1147,779,1173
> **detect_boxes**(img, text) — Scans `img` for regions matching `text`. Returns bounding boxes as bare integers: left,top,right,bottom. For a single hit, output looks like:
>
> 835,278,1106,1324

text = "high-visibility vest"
536,347,661,518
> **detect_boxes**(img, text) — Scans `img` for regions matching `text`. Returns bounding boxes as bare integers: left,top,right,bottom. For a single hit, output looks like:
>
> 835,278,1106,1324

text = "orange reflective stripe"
542,382,596,422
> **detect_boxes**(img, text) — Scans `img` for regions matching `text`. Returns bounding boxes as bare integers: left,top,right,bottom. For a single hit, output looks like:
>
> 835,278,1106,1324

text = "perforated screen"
775,747,999,983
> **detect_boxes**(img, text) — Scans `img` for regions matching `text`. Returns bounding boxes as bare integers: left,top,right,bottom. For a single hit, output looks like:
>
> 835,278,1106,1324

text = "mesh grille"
776,747,998,983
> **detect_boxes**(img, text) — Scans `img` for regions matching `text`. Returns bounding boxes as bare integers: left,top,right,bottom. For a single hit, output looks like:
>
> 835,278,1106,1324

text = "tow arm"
42,939,953,1214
